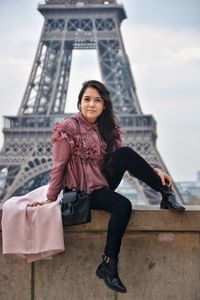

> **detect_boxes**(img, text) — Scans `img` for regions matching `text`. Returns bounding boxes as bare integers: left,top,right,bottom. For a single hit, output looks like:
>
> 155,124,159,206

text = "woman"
30,80,185,293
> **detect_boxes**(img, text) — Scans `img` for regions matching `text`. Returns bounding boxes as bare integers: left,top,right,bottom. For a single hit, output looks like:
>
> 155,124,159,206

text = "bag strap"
71,117,89,193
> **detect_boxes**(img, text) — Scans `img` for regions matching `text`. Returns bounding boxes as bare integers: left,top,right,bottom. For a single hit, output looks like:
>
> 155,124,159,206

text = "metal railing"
3,114,156,132
44,0,117,5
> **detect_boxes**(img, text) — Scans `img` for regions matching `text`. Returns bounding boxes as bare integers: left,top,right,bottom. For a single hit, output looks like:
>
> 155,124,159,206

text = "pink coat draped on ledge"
1,185,65,263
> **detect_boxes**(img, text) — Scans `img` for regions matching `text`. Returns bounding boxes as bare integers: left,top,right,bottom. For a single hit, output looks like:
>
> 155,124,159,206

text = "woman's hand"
27,199,53,207
153,168,173,189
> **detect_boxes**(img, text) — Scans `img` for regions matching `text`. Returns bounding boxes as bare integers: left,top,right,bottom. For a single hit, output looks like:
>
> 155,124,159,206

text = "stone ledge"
1,205,200,300
1,205,200,232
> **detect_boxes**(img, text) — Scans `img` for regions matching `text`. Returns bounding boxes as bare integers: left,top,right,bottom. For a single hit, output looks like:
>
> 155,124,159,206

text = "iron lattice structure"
0,0,183,204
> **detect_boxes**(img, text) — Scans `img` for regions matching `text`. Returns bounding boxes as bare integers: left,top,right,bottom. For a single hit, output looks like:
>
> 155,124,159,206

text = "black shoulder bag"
61,118,91,226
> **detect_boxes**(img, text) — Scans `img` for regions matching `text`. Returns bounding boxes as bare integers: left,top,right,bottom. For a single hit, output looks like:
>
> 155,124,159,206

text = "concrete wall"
1,205,200,300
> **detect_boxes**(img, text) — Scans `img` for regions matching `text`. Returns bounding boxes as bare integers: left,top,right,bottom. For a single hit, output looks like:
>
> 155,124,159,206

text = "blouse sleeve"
47,119,77,201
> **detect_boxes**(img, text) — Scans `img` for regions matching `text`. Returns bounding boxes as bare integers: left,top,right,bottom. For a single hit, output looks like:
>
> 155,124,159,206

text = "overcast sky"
0,0,199,182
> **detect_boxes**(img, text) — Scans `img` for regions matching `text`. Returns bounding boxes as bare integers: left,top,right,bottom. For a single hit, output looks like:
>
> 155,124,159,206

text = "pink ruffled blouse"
47,113,122,201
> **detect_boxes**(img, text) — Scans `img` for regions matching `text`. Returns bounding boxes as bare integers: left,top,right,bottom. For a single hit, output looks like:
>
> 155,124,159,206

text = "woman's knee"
114,196,132,216
114,146,137,161
124,198,132,215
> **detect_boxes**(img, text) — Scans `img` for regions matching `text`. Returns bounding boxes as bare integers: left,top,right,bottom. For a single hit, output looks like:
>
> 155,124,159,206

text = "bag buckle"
68,203,74,215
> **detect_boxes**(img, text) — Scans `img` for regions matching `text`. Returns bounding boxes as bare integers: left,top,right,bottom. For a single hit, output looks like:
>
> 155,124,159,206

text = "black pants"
91,147,163,258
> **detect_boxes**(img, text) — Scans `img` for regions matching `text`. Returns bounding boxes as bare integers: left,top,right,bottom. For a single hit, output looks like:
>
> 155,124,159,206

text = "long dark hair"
77,80,120,173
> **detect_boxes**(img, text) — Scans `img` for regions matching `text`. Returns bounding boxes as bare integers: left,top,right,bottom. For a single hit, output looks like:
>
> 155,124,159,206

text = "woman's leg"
91,187,132,293
106,146,185,211
106,146,162,191
91,188,132,258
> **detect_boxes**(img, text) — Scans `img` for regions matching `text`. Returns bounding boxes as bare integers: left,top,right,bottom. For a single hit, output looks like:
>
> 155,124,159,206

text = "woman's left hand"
153,168,173,189
27,199,53,207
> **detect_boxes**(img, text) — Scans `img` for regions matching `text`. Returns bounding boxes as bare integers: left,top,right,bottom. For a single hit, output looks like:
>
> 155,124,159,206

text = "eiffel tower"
0,0,183,204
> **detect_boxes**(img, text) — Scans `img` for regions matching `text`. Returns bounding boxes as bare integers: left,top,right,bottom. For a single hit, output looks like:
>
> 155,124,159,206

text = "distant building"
197,171,200,182
176,171,200,205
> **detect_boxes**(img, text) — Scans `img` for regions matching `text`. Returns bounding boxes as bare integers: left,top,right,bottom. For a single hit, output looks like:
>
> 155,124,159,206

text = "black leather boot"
96,254,127,293
160,184,185,211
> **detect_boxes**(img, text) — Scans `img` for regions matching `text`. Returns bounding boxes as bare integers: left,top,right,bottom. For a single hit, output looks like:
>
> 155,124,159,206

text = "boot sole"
160,204,185,212
96,269,127,293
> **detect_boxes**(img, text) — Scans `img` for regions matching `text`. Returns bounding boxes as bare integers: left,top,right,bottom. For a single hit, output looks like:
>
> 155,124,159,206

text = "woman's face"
80,87,105,123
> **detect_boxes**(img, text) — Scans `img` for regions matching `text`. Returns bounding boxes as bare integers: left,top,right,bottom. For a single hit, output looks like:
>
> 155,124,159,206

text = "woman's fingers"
27,202,42,207
160,172,166,186
165,174,173,189
154,168,173,189
27,200,49,207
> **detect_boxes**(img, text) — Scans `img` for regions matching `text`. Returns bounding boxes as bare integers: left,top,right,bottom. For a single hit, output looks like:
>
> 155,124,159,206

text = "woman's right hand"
153,168,173,189
27,199,53,207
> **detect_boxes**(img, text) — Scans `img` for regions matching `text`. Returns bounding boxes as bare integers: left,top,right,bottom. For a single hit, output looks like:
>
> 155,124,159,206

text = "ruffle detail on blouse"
51,114,107,165
51,118,77,147
71,138,107,165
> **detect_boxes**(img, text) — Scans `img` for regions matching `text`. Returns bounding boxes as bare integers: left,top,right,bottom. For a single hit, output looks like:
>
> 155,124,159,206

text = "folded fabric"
1,185,65,263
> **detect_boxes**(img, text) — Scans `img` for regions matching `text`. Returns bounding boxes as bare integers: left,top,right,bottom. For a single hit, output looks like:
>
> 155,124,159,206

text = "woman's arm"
47,138,71,200
29,138,71,207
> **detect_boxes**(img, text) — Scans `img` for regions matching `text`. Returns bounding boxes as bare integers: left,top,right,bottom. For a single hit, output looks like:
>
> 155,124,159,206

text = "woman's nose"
89,100,95,107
